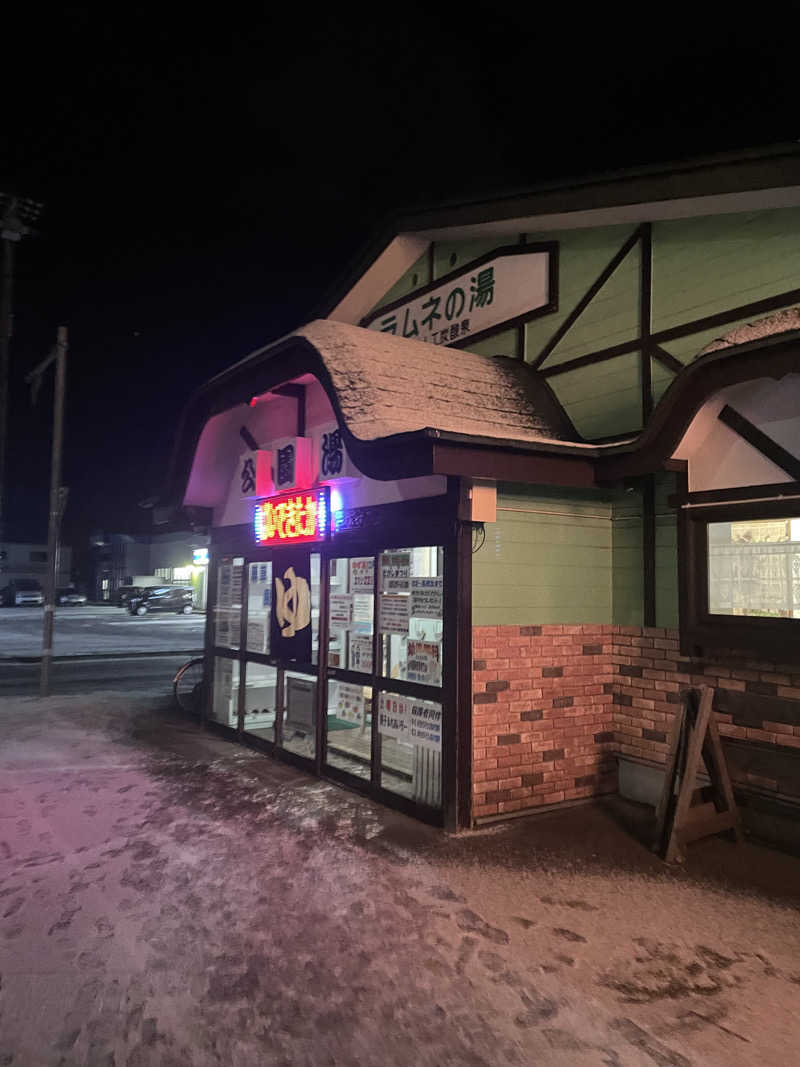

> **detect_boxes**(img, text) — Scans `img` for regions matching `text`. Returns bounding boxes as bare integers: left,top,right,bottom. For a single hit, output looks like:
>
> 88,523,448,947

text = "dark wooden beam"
640,223,653,423
431,443,595,487
718,405,800,481
532,226,643,370
668,480,800,507
642,475,656,627
651,344,684,375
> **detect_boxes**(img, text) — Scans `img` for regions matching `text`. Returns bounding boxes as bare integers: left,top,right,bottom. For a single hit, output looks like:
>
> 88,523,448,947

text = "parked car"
117,585,142,607
57,587,87,606
128,586,193,616
0,579,44,606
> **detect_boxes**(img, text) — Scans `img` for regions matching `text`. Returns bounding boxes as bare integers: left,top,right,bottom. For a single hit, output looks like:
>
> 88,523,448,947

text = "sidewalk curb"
1,649,203,665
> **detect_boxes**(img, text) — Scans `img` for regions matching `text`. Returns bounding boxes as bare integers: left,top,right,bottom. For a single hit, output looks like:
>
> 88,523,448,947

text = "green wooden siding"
364,206,800,442
472,481,679,629
472,486,614,626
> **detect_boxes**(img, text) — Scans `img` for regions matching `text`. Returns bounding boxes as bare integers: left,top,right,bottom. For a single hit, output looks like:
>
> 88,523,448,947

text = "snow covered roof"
697,306,800,356
265,320,577,445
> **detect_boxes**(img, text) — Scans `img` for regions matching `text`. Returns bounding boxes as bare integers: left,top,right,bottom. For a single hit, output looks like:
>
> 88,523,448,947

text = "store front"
167,147,800,842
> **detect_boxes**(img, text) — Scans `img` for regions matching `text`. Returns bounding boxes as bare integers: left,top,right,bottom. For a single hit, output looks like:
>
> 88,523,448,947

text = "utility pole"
0,193,43,546
27,326,68,697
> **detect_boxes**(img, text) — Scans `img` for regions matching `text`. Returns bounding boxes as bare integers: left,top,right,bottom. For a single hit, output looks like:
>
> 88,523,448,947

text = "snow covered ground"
1,690,800,1065
0,605,205,659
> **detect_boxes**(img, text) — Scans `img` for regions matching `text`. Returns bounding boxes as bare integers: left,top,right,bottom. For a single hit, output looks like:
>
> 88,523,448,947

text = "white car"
57,588,87,606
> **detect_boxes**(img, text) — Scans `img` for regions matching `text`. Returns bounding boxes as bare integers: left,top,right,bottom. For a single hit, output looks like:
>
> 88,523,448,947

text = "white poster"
352,594,373,623
329,593,353,628
410,577,443,619
335,682,365,725
349,557,375,591
409,699,443,751
349,633,373,673
380,551,411,592
406,641,441,686
379,594,410,634
217,564,232,608
378,692,411,742
246,619,267,654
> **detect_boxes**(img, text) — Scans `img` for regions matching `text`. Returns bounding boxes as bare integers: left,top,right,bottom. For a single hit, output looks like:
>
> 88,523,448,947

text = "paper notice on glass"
329,593,353,628
378,692,411,742
349,557,374,591
352,594,373,623
406,641,441,686
410,577,443,619
409,699,443,751
380,551,411,592
336,682,365,724
349,633,373,673
247,618,267,654
215,608,240,648
217,564,232,607
379,594,410,634
231,562,244,603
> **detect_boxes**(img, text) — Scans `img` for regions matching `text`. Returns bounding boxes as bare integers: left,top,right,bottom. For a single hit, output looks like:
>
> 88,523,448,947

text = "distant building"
91,528,210,607
0,541,72,589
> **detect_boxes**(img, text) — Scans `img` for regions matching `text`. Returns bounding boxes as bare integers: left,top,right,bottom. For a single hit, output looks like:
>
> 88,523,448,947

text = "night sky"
0,10,792,579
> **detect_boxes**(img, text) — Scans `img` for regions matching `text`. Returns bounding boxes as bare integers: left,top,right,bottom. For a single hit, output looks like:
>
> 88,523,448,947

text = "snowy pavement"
0,605,205,659
1,692,800,1065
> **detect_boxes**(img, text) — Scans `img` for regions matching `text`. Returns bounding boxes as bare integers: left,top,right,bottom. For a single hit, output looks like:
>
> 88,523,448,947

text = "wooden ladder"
653,685,742,863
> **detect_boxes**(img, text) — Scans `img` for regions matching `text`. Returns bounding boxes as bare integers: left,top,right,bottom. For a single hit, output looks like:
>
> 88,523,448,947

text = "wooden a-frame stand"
654,685,741,863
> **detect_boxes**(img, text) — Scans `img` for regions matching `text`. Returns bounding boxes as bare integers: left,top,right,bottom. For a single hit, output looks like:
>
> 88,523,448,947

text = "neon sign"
254,487,330,546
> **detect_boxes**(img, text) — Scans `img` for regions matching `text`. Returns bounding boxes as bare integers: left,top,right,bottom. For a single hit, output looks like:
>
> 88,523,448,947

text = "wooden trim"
640,223,653,422
239,425,258,452
651,344,684,374
532,226,642,371
431,442,595,487
455,479,474,829
542,286,800,381
669,481,800,507
642,476,656,627
679,496,800,659
718,404,800,481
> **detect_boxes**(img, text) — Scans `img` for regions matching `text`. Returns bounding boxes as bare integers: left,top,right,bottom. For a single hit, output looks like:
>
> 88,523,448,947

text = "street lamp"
0,192,44,546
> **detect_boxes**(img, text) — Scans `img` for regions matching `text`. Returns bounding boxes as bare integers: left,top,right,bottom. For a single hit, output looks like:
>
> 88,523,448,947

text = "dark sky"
0,10,793,574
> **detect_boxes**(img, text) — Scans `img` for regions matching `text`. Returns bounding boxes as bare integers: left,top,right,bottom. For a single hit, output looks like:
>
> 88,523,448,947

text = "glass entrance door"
323,555,375,782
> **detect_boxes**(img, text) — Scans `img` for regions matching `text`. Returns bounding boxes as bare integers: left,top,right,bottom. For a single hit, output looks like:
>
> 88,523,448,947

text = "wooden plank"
653,696,685,852
664,686,714,863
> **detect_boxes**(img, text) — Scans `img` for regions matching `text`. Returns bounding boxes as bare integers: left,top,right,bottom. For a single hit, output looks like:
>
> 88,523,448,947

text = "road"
2,690,800,1065
0,603,205,659
0,653,193,696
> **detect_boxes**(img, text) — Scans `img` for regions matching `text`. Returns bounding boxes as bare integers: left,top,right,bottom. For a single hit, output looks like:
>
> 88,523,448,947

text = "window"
681,501,800,657
708,517,800,618
30,551,47,563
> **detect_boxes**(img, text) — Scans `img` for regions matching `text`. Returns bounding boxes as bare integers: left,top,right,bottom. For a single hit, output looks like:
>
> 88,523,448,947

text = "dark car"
117,585,142,607
129,586,193,616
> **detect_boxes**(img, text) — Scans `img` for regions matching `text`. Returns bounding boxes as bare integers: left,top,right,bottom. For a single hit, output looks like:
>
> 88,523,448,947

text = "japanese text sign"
361,244,556,348
254,487,330,546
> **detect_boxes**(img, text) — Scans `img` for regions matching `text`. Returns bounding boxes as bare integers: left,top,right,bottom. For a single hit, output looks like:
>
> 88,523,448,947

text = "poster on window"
410,577,443,619
409,699,443,751
215,608,240,648
349,557,374,591
406,641,441,686
349,633,373,673
329,593,353,628
379,594,410,634
378,692,411,742
217,564,232,607
335,682,365,725
380,551,411,592
230,560,244,603
352,594,373,623
270,548,312,662
247,619,267,654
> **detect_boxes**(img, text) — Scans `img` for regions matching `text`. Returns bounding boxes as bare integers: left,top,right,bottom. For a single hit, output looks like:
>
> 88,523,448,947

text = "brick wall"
472,624,800,822
472,625,618,820
612,627,800,801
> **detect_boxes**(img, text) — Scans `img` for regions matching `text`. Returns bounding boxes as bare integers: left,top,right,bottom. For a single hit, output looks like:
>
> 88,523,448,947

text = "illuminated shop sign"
254,487,330,546
192,548,209,566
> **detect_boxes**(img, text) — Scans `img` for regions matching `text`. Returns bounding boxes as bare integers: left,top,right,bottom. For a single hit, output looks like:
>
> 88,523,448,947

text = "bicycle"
173,656,206,715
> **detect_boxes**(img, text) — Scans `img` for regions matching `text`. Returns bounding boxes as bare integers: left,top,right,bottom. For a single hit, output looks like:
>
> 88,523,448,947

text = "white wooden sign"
362,244,556,348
